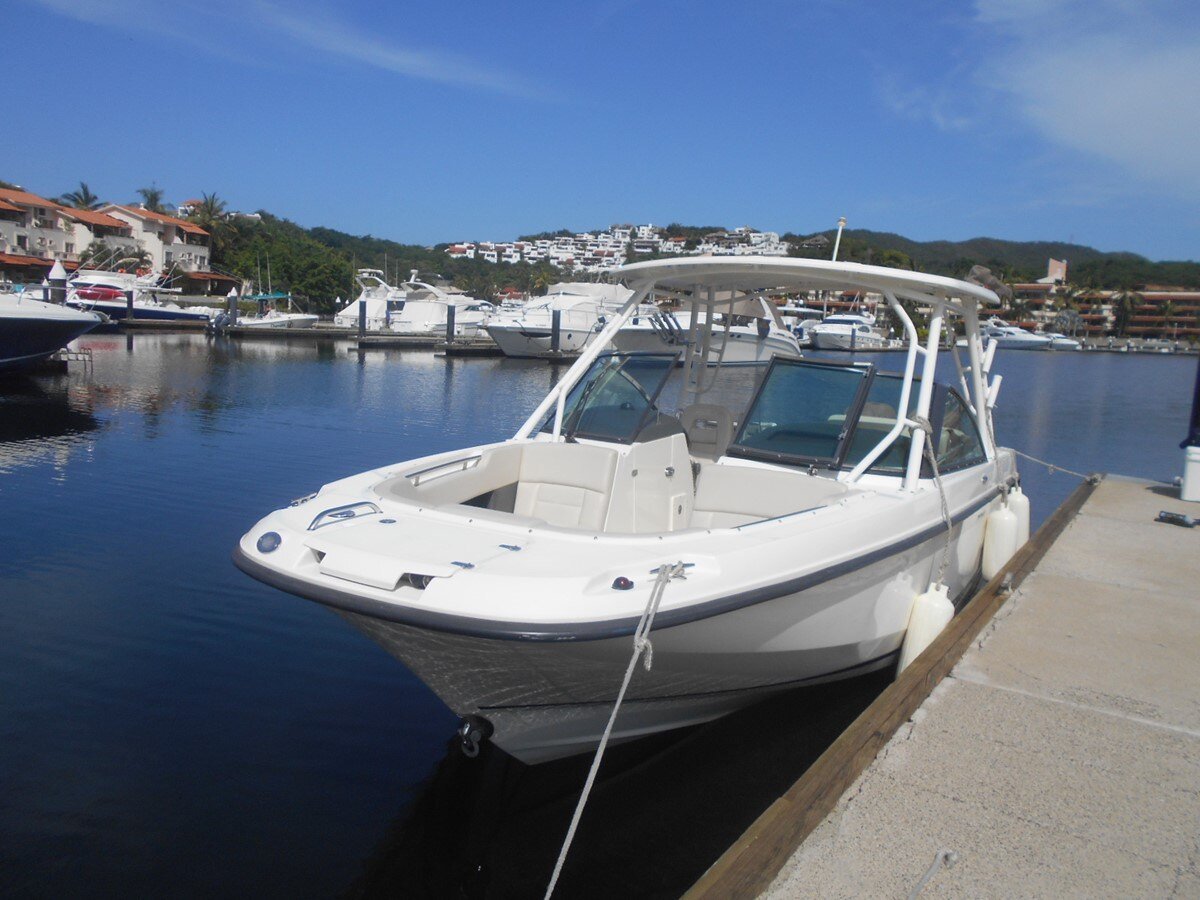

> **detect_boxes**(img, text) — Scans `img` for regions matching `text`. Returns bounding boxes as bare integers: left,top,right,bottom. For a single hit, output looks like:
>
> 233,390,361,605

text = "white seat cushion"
514,443,618,530
691,464,849,527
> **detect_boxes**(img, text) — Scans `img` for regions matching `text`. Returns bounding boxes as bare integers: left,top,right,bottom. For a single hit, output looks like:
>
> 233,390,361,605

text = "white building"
99,204,211,272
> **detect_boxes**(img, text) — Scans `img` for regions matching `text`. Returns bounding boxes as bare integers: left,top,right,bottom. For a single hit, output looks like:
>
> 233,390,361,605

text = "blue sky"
5,0,1199,260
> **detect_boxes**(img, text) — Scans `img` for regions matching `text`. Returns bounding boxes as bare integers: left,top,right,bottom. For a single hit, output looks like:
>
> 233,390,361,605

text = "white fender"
982,499,1018,581
899,582,954,673
1008,485,1031,548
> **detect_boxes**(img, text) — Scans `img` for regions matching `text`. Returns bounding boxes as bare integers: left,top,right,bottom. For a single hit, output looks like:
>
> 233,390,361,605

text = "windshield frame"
543,351,681,445
726,357,876,469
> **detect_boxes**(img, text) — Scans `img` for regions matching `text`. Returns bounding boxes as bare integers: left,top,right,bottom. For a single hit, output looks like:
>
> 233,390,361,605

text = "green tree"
136,184,167,213
59,181,102,210
1110,289,1142,337
1160,299,1176,338
188,192,233,265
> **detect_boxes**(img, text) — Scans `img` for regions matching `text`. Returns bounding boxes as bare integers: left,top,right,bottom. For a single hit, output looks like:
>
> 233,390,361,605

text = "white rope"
907,848,959,899
1009,448,1098,482
913,416,953,586
543,561,686,899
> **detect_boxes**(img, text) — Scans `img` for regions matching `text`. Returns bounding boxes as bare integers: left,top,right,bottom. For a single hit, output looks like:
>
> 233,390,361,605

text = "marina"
4,2,1199,892
2,319,1196,895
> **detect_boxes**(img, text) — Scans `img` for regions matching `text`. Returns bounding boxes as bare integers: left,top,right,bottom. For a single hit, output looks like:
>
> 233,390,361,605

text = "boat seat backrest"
690,464,850,529
680,403,734,461
514,442,619,530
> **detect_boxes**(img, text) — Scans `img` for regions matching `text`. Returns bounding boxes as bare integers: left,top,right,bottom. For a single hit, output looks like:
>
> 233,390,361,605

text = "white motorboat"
810,311,893,351
387,273,493,338
334,270,408,330
485,283,634,359
66,269,211,322
609,297,802,364
1045,332,1082,351
958,317,1052,350
235,256,1020,764
1,287,103,373
778,303,824,347
235,309,319,329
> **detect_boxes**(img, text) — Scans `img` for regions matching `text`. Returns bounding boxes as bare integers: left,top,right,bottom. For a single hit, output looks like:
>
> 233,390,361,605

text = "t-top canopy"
615,256,1001,307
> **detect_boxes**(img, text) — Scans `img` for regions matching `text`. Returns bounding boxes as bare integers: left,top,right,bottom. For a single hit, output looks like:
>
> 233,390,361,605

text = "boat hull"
0,308,101,373
485,323,599,358
811,330,891,351
66,299,210,322
317,514,985,764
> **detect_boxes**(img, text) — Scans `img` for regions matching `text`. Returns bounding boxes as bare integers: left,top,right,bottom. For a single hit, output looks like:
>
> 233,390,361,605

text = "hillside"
784,229,1200,288
208,215,1200,308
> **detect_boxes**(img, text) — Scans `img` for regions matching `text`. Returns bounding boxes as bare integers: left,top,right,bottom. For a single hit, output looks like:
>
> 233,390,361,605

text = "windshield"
542,353,679,443
728,359,871,467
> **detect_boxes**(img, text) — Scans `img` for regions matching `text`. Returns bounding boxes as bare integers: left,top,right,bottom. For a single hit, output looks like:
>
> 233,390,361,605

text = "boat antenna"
832,216,847,262
266,252,272,293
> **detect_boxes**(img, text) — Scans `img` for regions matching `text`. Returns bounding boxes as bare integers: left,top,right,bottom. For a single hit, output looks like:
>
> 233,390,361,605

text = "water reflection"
0,377,101,474
347,673,889,899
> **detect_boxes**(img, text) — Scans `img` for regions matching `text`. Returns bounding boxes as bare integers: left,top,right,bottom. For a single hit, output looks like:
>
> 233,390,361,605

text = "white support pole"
515,284,652,440
903,301,945,489
832,217,847,262
846,290,923,483
961,301,996,457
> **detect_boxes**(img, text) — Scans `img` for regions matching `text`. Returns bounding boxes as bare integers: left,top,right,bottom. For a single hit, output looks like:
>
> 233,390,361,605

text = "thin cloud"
23,0,548,100
252,1,548,100
975,0,1200,194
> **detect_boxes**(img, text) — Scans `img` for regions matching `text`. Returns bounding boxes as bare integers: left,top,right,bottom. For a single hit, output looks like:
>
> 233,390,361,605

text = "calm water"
1,334,1195,898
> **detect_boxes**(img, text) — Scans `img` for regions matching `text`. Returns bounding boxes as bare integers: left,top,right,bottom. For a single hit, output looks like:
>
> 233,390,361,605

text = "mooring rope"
913,416,954,586
907,848,959,899
544,560,687,899
1009,448,1099,483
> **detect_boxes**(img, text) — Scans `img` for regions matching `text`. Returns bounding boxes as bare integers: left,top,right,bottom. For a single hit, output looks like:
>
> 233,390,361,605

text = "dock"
689,475,1200,898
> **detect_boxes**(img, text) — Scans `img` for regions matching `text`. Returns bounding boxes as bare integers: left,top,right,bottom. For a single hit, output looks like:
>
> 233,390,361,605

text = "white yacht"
609,297,802,364
334,270,407,330
959,317,1052,350
386,273,493,338
486,283,634,359
66,269,211,322
1,287,103,373
778,302,824,347
235,257,1019,764
1045,332,1082,351
810,311,892,351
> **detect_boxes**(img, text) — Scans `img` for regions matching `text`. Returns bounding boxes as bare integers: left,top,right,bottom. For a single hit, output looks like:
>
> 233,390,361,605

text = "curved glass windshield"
729,359,870,466
544,353,679,443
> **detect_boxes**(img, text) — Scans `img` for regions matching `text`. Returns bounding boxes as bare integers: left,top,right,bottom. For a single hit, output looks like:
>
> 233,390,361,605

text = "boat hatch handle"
307,501,382,531
498,543,522,551
405,455,481,486
289,491,317,507
451,561,475,569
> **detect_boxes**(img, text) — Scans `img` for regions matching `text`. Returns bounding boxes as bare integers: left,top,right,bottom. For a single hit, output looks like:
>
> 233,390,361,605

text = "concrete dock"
691,476,1200,898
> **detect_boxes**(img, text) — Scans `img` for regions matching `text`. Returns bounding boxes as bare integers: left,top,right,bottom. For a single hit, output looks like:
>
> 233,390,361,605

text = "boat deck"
689,475,1200,898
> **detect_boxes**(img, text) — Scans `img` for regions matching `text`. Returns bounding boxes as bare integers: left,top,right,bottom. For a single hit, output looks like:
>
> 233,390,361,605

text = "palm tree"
187,192,231,266
188,192,227,230
1110,289,1142,337
1160,299,1177,339
59,181,102,210
136,184,166,213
